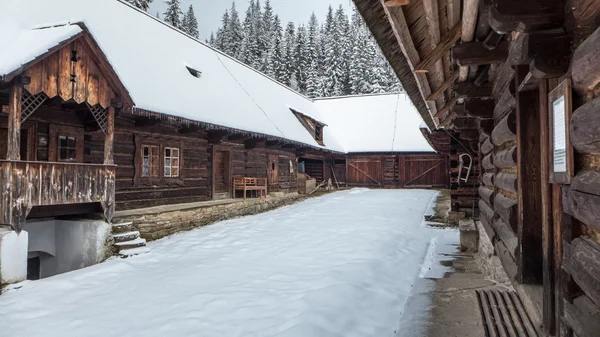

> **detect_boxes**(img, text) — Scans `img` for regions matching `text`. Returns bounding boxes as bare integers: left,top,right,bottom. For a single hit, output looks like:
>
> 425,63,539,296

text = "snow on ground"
0,189,455,337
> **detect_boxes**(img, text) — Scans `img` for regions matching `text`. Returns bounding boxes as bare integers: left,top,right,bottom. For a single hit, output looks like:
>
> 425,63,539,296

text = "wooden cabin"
316,94,449,189
354,0,600,335
0,0,446,284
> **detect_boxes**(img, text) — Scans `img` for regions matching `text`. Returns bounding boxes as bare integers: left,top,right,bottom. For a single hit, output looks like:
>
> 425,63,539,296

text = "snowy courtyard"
0,189,454,337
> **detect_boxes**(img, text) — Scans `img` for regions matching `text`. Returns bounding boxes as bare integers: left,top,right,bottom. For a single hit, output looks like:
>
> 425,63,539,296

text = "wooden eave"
2,23,134,108
352,0,437,130
128,106,344,156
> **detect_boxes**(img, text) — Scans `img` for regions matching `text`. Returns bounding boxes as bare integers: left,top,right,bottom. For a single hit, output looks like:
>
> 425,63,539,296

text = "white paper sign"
553,96,567,173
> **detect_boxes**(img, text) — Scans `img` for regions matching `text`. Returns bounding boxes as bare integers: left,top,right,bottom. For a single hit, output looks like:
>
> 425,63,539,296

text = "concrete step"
118,246,151,257
112,222,135,234
112,231,140,243
114,238,146,249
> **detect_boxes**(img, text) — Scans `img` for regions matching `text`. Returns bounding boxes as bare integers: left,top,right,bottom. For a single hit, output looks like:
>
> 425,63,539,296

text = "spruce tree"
225,2,243,57
182,5,199,38
163,0,183,29
282,22,296,86
294,25,308,93
266,15,286,82
209,33,215,46
239,1,258,65
126,0,152,11
215,10,230,51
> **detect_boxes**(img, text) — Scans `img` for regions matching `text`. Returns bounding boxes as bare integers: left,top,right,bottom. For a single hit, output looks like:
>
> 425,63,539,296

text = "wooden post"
104,106,115,165
515,66,543,284
539,79,555,334
553,185,573,337
7,84,22,161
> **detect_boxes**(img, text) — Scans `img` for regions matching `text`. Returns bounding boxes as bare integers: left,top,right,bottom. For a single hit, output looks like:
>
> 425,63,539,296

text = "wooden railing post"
104,105,115,165
7,83,23,161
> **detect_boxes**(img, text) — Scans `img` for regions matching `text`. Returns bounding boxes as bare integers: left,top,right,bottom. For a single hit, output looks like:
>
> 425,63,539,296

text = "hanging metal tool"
458,153,473,184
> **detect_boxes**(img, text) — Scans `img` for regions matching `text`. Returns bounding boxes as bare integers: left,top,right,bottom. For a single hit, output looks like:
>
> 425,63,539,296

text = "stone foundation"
476,220,509,283
115,193,305,242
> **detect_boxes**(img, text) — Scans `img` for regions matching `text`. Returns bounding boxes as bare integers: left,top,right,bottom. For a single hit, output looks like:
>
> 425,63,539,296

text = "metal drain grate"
476,289,538,337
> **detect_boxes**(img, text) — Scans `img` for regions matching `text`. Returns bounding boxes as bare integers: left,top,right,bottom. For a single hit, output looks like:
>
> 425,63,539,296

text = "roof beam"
421,0,448,104
459,0,481,81
453,82,493,99
439,111,457,127
415,23,462,73
383,3,439,121
384,0,410,6
453,41,509,66
434,96,459,119
427,72,459,101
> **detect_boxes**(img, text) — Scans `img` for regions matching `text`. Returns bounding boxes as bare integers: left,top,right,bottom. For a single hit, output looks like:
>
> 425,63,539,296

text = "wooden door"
268,154,279,190
398,155,448,188
212,149,231,199
346,158,383,187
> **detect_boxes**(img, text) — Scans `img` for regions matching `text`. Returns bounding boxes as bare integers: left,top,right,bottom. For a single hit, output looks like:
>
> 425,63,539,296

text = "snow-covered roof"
0,24,82,79
1,0,344,152
314,93,434,153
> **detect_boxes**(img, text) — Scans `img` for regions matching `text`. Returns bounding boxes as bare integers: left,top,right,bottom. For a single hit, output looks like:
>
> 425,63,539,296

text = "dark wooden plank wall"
84,115,299,210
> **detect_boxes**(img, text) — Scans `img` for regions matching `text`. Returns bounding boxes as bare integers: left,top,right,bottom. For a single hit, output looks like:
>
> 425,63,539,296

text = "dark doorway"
213,149,231,199
27,256,40,280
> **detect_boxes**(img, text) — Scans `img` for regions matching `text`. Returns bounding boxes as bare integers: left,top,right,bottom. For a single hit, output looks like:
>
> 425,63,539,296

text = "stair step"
112,231,140,243
114,238,146,249
112,222,135,234
118,246,151,257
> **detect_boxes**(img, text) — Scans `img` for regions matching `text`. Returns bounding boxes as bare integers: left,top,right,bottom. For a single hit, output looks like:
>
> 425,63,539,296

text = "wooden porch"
0,160,116,232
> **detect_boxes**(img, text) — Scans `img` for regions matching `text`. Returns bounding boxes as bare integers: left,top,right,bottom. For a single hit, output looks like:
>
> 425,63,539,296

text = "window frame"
57,134,78,162
141,145,159,178
163,147,180,178
134,134,184,187
48,124,84,163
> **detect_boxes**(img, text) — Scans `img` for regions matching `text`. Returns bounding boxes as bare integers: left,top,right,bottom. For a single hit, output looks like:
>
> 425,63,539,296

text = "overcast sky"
149,0,355,40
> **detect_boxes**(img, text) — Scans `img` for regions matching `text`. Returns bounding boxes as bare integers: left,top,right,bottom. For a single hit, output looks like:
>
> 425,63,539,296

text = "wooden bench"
233,177,267,199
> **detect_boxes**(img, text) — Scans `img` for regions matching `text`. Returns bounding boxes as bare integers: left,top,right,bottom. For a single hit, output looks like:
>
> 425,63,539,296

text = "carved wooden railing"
0,160,115,232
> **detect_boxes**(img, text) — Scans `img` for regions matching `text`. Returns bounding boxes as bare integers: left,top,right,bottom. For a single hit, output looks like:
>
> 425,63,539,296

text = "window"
290,108,326,146
58,135,77,161
186,66,202,78
142,145,159,177
164,147,180,177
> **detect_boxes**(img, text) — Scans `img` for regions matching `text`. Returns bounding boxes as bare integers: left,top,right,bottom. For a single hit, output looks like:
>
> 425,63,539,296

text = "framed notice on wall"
548,78,573,184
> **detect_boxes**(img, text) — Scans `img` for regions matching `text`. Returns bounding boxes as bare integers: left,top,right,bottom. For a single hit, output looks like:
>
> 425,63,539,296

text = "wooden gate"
346,158,383,186
398,155,448,188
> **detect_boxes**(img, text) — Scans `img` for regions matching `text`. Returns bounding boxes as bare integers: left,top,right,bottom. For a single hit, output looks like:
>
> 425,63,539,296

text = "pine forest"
128,0,401,98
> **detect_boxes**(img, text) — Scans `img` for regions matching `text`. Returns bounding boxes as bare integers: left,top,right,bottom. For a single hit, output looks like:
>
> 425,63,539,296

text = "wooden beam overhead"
483,31,504,50
453,82,493,99
434,96,459,119
439,111,457,127
489,0,563,33
427,72,460,101
421,0,447,105
460,0,481,81
384,0,410,6
415,23,462,73
452,41,509,66
383,4,439,121
465,99,495,118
